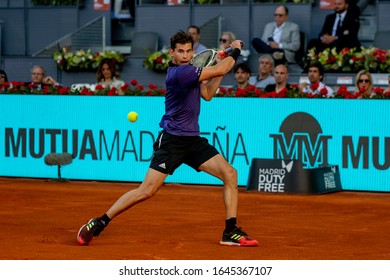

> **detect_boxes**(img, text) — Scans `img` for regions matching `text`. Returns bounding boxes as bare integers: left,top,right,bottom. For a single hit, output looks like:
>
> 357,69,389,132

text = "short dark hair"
276,5,289,15
0,69,8,82
170,30,194,50
187,25,200,34
308,62,325,81
234,63,251,75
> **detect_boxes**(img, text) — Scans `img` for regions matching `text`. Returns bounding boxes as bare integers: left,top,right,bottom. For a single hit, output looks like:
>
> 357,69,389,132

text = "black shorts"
150,131,219,175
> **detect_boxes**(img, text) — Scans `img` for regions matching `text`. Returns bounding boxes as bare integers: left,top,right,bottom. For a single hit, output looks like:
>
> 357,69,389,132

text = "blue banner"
1,95,389,192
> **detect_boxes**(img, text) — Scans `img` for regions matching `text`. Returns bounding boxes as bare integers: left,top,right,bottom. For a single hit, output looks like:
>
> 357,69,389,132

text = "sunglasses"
219,38,228,43
274,13,285,17
0,74,5,78
358,79,370,83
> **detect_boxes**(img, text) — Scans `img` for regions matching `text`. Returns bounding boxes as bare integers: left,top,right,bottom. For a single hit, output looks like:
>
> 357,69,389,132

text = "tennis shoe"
220,226,258,247
77,218,105,245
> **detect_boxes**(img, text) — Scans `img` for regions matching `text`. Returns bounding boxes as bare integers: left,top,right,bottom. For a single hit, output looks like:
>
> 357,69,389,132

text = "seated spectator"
251,5,300,65
0,69,8,88
307,0,360,53
354,70,376,98
384,75,390,95
264,64,290,93
299,62,334,97
232,63,251,90
219,31,236,50
187,25,207,54
96,58,125,95
25,65,58,90
248,54,275,89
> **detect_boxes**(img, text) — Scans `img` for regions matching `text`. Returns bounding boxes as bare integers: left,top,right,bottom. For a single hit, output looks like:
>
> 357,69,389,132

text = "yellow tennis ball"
127,111,138,122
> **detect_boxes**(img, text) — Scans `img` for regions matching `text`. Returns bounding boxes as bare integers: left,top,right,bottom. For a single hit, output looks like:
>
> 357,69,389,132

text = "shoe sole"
77,219,94,245
220,240,259,247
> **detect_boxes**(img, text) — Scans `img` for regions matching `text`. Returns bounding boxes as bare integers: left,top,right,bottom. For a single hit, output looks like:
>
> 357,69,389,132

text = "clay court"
1,177,389,260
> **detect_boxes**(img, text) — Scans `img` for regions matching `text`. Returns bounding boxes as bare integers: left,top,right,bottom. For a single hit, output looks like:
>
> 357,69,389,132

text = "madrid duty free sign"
246,159,343,194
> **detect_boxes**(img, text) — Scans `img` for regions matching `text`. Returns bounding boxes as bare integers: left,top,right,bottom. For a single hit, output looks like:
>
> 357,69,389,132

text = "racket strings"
191,50,215,67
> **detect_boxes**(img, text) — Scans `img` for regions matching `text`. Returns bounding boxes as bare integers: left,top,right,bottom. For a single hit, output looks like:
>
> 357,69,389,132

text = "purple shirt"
159,63,202,136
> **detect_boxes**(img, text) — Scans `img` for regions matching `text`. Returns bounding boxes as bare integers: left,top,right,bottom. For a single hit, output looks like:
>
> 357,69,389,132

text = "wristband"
229,48,241,61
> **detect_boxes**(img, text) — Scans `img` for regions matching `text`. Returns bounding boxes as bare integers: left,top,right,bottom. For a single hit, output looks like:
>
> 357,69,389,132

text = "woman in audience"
96,58,125,95
0,69,9,91
219,31,236,50
0,69,8,84
354,70,375,99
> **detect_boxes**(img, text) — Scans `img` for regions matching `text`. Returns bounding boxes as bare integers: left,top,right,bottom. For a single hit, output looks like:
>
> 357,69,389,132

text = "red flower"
319,87,328,96
107,88,117,96
58,87,69,95
154,57,163,64
235,88,247,97
148,83,158,90
254,88,262,97
130,80,138,86
311,82,319,91
218,87,227,95
246,85,256,92
95,84,104,90
340,48,350,55
121,83,129,90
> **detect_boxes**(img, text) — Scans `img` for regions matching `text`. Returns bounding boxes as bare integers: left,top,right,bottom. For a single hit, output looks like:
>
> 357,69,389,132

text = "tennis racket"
190,41,245,68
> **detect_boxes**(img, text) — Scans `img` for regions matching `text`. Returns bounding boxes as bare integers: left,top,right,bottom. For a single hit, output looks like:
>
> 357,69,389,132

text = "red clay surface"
1,177,390,260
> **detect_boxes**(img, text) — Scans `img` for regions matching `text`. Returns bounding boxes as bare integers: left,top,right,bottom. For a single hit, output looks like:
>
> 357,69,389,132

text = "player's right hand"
230,40,244,50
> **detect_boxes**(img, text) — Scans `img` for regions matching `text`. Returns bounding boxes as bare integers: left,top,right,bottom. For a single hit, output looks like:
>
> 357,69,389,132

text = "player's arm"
200,76,224,101
198,40,242,82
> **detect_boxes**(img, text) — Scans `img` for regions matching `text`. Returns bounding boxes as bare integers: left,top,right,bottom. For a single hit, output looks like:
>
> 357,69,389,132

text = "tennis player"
77,30,258,247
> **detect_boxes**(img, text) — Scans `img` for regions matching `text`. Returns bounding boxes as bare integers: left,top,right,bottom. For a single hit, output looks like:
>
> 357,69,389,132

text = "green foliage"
53,49,125,72
143,48,171,73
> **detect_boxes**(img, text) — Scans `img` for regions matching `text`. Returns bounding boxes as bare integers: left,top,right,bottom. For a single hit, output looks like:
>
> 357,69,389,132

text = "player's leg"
106,168,167,219
77,169,167,245
198,154,238,218
199,154,258,247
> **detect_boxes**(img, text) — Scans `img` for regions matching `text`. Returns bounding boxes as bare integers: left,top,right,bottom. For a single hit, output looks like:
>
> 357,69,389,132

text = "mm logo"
270,112,332,168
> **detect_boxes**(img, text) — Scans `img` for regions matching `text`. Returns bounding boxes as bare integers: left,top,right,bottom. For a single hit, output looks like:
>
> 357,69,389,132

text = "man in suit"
251,5,301,65
25,65,58,90
308,0,360,52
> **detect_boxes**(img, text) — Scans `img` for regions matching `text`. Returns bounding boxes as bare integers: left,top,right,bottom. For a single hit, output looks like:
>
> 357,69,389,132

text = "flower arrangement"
53,49,126,71
0,80,165,96
304,47,390,73
216,84,390,99
143,48,171,72
2,80,390,98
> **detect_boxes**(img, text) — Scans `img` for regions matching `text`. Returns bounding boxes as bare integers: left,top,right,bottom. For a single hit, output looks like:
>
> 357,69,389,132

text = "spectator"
25,65,58,90
96,58,125,95
0,69,8,86
248,54,275,89
232,63,251,90
384,75,390,95
264,64,290,93
354,70,376,98
251,5,300,65
219,31,236,50
299,62,334,97
187,25,207,54
307,0,360,53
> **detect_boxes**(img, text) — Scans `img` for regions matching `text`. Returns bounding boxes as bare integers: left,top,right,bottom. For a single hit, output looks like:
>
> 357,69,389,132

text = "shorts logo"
159,163,166,169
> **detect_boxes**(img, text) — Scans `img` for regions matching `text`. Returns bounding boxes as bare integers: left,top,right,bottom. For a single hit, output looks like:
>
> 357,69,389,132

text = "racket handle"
218,42,244,58
218,49,230,58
